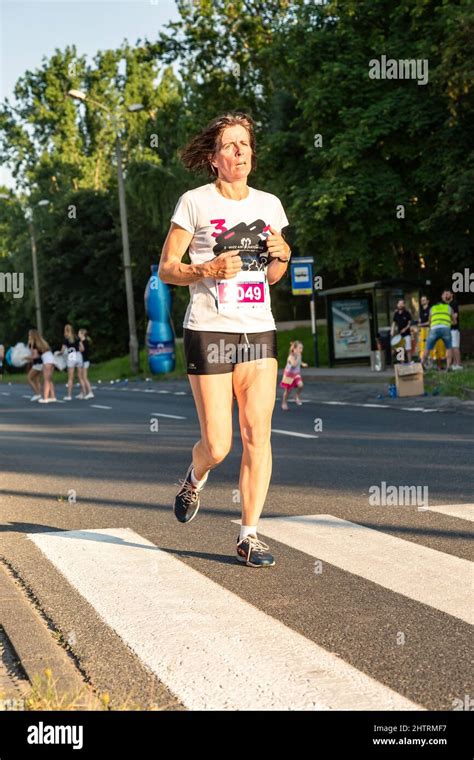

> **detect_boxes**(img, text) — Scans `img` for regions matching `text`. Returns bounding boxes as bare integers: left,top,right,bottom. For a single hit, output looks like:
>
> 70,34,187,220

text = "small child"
280,340,308,410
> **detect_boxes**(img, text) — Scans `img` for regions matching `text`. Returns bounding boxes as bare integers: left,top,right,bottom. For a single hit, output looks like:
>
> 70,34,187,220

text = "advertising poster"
331,298,371,359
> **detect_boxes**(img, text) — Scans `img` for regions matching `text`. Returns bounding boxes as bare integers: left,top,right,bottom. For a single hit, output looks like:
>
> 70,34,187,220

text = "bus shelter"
319,280,423,366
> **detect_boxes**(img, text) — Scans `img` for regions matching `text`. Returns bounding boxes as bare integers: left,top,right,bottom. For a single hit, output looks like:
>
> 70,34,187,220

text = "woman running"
280,340,308,410
77,328,94,399
159,111,291,568
60,324,84,401
28,329,57,403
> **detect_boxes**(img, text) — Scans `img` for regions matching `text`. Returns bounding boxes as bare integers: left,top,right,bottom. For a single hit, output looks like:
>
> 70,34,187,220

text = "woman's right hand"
203,250,242,280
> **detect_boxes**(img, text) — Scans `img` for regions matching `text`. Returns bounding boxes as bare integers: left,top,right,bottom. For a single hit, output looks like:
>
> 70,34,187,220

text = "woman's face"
211,124,252,182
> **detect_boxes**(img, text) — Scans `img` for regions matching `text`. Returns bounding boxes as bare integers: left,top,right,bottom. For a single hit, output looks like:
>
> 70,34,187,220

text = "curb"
0,562,98,707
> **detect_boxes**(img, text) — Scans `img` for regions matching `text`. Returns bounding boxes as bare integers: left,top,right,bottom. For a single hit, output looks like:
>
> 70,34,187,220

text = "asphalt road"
0,379,472,710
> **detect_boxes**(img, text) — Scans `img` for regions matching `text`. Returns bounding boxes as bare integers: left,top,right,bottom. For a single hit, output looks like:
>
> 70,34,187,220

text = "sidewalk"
303,366,393,382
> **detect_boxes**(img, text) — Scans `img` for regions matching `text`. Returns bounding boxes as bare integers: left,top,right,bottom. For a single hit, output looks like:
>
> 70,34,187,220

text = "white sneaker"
75,393,84,399
84,392,95,399
30,394,41,402
38,398,49,404
452,364,464,371
64,396,72,401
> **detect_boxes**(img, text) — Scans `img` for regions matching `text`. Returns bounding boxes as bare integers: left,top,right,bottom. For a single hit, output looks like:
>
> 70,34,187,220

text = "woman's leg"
27,368,41,394
82,367,92,395
77,367,87,395
67,367,74,397
187,372,234,479
43,364,55,400
281,387,289,410
232,357,278,527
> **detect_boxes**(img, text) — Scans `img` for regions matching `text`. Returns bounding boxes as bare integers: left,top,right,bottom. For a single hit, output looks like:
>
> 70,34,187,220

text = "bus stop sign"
290,257,314,296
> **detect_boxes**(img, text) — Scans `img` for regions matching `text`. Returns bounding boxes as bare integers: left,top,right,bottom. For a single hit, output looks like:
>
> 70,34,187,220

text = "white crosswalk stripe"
424,503,474,522
29,527,423,711
252,515,473,625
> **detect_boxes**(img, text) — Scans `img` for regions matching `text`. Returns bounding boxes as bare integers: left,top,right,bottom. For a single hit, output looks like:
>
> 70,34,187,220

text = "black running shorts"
183,329,278,375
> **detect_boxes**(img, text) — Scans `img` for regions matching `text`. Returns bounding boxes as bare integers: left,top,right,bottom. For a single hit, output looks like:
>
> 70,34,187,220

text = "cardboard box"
394,363,424,397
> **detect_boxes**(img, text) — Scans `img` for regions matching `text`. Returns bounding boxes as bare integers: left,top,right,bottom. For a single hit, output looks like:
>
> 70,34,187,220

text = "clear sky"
0,0,181,188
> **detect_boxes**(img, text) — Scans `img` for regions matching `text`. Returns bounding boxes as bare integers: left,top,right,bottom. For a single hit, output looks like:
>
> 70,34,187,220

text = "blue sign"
290,257,314,296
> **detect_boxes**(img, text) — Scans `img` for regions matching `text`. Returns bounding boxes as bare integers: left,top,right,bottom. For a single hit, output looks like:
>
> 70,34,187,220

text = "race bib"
216,271,267,312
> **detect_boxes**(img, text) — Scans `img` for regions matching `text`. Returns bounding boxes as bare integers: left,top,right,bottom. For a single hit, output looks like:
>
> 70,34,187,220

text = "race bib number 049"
217,272,267,312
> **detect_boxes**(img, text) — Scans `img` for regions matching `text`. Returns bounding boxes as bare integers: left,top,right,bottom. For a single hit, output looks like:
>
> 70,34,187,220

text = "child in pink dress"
280,340,308,410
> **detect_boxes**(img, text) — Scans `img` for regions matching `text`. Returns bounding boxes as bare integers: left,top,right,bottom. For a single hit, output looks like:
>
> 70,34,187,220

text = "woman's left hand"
267,226,290,260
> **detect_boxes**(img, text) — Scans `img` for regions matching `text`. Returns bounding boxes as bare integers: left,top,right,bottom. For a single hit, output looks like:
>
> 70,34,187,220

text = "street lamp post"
26,212,43,334
114,134,139,374
67,89,142,375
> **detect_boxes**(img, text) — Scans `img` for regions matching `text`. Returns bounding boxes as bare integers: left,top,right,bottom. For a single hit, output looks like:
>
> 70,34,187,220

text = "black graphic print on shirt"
211,219,271,272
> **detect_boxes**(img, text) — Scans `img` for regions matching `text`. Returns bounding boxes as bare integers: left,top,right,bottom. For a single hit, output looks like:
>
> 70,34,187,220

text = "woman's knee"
240,420,272,450
202,437,232,465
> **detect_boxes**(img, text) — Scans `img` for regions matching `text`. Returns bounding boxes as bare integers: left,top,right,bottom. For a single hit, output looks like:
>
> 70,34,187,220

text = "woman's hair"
180,111,257,177
64,323,75,342
28,329,50,353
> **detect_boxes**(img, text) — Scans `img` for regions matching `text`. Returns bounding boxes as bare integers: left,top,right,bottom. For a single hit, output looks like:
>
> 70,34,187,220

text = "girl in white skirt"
60,324,84,401
28,329,57,403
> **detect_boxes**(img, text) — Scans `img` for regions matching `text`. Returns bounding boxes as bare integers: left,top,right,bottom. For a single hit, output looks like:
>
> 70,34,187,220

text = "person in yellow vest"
421,290,453,371
417,295,447,368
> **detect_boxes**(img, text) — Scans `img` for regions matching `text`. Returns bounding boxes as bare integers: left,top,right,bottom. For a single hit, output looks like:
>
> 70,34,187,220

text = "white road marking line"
90,404,112,410
355,403,390,408
151,413,186,420
253,515,473,625
271,429,319,439
21,395,31,399
319,401,439,413
1,392,11,395
28,528,422,711
424,504,474,522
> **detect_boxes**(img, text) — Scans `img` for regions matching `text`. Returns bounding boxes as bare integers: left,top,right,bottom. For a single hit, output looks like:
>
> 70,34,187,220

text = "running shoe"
236,535,275,567
64,395,72,401
76,392,84,399
30,394,41,402
84,392,95,399
174,464,203,524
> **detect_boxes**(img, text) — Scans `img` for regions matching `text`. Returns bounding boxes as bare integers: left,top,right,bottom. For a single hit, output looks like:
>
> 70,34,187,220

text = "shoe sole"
236,554,275,568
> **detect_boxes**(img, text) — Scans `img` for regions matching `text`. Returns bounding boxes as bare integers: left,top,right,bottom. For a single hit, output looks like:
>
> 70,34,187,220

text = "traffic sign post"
290,257,319,368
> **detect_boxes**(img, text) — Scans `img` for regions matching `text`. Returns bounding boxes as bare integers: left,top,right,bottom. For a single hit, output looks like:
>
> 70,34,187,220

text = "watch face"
212,220,270,271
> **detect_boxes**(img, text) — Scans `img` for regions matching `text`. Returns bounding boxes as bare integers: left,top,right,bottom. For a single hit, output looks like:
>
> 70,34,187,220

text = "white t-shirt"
170,182,289,333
